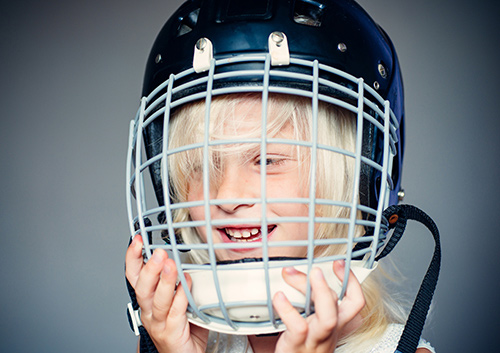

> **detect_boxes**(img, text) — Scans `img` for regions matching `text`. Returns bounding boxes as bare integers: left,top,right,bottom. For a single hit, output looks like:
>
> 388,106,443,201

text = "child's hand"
272,261,365,353
125,235,209,353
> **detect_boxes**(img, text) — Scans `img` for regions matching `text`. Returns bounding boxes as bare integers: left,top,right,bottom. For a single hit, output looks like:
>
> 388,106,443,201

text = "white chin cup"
185,259,377,335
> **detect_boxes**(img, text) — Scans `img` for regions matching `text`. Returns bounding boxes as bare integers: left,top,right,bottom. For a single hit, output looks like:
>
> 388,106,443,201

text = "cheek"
289,203,310,218
188,205,204,221
186,177,204,202
267,175,309,199
186,181,206,223
186,205,208,242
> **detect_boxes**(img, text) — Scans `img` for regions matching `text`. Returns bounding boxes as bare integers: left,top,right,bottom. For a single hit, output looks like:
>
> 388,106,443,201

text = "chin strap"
377,204,441,353
125,204,440,353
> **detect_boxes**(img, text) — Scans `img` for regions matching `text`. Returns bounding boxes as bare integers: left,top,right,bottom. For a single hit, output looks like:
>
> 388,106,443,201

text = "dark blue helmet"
127,0,406,334
141,0,404,210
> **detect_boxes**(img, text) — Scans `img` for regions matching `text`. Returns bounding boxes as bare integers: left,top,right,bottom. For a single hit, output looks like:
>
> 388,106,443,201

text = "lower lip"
218,227,275,252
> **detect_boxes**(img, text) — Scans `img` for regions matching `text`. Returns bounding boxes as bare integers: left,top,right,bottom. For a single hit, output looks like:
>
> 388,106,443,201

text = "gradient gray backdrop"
1,0,498,351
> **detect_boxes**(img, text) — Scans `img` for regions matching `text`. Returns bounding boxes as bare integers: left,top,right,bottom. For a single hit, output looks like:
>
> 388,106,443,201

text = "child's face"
186,99,311,261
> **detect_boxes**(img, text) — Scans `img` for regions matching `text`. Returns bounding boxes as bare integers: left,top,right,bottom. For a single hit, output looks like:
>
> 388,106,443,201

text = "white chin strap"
186,259,376,335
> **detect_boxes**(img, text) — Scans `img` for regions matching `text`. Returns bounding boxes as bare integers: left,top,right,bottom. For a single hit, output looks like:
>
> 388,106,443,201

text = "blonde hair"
165,93,403,349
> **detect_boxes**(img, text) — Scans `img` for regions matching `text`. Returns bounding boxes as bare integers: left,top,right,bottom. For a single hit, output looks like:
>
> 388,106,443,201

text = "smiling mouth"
219,225,277,242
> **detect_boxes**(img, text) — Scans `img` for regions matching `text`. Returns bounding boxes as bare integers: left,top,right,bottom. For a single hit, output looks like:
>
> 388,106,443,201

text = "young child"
125,1,438,352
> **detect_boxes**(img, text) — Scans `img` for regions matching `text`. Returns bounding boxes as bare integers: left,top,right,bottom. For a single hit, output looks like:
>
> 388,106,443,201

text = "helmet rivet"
337,43,347,52
271,31,285,46
398,189,405,201
389,214,399,225
155,54,162,64
196,38,208,51
378,63,388,79
373,81,380,90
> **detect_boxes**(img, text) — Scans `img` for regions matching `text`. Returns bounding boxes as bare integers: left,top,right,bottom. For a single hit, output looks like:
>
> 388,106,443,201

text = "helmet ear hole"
176,7,200,37
293,0,325,27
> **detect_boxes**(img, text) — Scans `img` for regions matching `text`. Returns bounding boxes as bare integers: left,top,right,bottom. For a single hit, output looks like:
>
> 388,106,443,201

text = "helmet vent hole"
294,0,325,27
176,8,200,37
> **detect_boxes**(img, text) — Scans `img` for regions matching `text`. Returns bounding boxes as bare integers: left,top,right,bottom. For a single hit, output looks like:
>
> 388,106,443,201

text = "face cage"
126,54,399,335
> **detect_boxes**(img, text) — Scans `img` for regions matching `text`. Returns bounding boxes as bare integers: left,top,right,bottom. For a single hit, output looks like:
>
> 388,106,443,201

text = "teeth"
225,228,261,240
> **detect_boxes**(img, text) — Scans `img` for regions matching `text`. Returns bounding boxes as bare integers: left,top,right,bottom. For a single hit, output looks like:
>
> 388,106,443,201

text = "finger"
151,258,178,322
167,272,192,321
125,235,144,287
272,291,308,346
282,266,340,332
165,273,193,334
281,267,308,295
332,260,365,326
135,249,169,313
309,267,339,336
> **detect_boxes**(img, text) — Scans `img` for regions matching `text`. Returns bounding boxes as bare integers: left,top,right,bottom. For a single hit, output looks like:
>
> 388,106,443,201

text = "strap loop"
379,204,441,353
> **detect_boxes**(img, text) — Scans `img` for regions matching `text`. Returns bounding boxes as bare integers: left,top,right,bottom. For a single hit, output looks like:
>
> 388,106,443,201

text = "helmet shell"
141,0,404,208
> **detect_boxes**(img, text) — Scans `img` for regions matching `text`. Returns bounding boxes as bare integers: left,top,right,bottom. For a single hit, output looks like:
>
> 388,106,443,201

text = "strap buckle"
127,303,142,336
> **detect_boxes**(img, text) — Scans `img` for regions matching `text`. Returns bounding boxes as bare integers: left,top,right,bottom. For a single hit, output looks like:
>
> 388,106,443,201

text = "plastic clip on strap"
377,205,441,353
127,302,141,336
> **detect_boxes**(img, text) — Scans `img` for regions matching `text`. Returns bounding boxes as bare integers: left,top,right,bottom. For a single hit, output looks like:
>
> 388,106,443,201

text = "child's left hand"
272,260,365,353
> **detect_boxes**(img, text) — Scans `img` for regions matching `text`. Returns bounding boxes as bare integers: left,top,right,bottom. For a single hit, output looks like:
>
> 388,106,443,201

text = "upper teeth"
226,228,259,239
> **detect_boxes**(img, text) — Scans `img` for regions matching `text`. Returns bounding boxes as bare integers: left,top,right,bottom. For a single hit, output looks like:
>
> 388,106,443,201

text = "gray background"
1,0,498,351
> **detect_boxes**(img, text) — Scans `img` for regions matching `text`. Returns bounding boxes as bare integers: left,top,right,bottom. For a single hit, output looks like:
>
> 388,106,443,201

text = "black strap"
377,205,441,353
139,327,159,353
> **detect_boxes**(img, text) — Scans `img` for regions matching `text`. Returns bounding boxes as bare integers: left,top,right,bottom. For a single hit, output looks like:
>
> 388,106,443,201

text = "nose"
215,164,257,213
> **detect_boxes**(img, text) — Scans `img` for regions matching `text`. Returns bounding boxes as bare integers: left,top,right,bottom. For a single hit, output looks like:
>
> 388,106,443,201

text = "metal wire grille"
126,53,398,334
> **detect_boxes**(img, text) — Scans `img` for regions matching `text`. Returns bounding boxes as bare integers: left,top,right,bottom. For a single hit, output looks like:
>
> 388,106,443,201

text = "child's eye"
259,158,283,166
253,155,290,172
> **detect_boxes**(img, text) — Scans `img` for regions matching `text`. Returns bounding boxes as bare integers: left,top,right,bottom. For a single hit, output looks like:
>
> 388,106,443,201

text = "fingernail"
151,250,164,264
132,235,142,248
162,263,171,275
274,291,286,302
333,259,345,269
284,267,299,275
313,267,325,280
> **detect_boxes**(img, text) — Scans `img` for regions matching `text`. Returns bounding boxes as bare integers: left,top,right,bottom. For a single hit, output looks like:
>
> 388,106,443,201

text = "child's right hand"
125,235,209,353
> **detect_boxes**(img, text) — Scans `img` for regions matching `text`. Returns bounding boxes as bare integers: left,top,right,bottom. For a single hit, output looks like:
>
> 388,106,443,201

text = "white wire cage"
126,53,398,335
